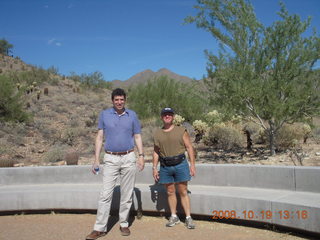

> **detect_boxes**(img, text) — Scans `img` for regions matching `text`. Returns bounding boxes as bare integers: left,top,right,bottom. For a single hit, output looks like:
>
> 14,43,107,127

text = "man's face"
161,112,174,124
112,95,126,111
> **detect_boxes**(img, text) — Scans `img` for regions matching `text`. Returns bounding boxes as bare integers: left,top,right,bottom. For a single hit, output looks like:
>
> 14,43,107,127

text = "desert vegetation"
0,0,319,167
185,0,320,155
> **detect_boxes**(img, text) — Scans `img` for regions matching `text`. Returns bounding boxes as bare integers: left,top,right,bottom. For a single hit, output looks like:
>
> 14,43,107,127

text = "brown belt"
105,149,134,155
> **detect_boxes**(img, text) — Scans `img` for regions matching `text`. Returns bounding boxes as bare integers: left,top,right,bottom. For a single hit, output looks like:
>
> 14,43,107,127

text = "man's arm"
183,131,196,176
134,133,144,171
92,129,103,173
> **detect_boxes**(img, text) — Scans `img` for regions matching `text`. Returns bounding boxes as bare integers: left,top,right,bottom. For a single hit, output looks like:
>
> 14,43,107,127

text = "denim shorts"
159,159,191,184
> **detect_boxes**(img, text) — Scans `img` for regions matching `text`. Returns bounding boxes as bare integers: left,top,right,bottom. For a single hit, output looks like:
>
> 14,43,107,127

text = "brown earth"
0,214,313,240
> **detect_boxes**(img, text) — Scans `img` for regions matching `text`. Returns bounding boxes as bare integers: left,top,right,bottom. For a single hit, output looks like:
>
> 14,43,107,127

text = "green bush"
0,75,30,122
128,76,206,122
203,124,244,150
69,71,112,90
7,67,51,86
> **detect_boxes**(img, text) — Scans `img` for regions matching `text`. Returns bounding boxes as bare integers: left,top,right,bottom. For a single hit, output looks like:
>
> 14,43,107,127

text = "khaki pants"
94,152,136,232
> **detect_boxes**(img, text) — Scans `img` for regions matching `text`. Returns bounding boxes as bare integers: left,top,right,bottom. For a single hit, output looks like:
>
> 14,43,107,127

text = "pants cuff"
120,221,129,228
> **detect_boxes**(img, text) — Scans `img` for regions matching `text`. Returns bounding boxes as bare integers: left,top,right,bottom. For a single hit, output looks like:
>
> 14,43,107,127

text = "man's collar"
112,107,128,116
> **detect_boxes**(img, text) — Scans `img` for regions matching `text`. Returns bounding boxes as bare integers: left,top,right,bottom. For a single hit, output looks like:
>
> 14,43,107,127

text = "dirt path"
0,213,311,240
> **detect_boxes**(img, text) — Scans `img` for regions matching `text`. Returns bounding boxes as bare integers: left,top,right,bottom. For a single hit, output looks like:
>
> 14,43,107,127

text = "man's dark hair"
111,88,126,100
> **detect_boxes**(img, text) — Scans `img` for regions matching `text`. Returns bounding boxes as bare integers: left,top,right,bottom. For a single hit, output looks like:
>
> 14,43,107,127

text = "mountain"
111,68,195,89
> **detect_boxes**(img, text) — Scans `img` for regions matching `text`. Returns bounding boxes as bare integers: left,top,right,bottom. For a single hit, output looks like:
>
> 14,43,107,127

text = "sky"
1,0,319,81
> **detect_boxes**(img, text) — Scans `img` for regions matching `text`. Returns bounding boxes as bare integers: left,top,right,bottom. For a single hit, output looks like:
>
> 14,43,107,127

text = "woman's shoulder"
174,125,187,133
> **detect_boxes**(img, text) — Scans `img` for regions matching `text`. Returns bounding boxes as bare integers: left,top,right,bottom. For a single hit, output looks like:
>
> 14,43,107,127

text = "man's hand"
91,162,100,175
136,156,145,171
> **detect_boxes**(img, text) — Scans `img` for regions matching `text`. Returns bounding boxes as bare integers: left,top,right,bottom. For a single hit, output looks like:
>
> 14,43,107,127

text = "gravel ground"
0,213,311,240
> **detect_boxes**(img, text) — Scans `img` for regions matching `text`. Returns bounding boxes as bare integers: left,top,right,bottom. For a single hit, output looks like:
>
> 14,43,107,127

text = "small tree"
186,0,320,155
0,75,30,122
0,39,13,56
128,76,206,122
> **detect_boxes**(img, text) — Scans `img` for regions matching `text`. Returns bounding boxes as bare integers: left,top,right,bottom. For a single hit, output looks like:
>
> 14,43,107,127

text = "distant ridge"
111,68,195,88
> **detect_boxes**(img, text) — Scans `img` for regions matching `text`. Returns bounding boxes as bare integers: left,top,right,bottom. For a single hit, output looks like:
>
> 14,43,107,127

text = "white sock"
186,216,191,219
171,214,177,218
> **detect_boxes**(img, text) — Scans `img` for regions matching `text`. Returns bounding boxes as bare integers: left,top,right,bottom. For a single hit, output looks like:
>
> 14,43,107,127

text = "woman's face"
161,112,174,124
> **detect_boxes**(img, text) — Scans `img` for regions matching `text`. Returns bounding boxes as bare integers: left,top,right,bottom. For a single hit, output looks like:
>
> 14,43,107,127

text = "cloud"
48,38,55,45
44,5,49,9
48,38,62,47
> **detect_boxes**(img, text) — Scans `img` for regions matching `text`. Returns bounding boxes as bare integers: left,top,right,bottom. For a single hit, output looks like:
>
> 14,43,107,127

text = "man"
152,107,196,229
86,88,145,240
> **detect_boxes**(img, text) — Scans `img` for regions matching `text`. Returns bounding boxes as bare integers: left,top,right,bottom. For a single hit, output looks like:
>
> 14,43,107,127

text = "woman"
152,107,196,229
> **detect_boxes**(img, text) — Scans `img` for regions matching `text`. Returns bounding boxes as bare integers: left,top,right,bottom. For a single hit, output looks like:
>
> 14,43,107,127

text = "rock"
38,149,45,153
14,163,24,167
55,161,66,166
315,152,320,156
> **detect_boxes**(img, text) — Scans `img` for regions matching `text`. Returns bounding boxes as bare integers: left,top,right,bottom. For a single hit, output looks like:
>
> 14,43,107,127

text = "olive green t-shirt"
153,126,186,158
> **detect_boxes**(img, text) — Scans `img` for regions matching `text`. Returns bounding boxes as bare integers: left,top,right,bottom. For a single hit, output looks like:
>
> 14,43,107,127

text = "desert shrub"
7,67,51,86
0,140,12,155
42,144,68,163
173,114,185,126
60,127,87,146
49,76,60,85
0,75,30,122
85,111,98,127
69,118,80,128
41,127,59,141
7,134,25,146
53,105,69,114
47,65,59,75
312,127,320,144
128,76,206,122
37,110,57,118
140,118,159,147
203,124,244,150
69,71,112,90
192,120,209,142
243,122,263,143
276,123,311,150
204,110,223,125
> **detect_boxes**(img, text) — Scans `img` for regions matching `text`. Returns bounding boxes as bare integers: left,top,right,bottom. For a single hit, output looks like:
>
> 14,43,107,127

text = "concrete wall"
0,164,319,235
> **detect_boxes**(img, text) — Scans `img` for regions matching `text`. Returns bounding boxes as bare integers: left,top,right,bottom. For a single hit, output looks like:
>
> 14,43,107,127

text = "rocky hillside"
0,54,33,73
111,68,196,88
0,55,113,167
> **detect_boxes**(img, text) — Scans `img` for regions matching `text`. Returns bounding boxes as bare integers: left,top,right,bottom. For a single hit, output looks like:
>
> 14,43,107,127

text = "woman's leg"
177,181,191,216
165,183,177,215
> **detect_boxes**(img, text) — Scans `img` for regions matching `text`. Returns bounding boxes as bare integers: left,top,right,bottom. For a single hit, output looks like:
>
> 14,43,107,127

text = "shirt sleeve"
132,112,141,134
97,111,104,130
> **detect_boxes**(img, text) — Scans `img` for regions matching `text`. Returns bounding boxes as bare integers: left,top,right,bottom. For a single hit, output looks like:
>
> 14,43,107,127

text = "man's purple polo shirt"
97,108,141,152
